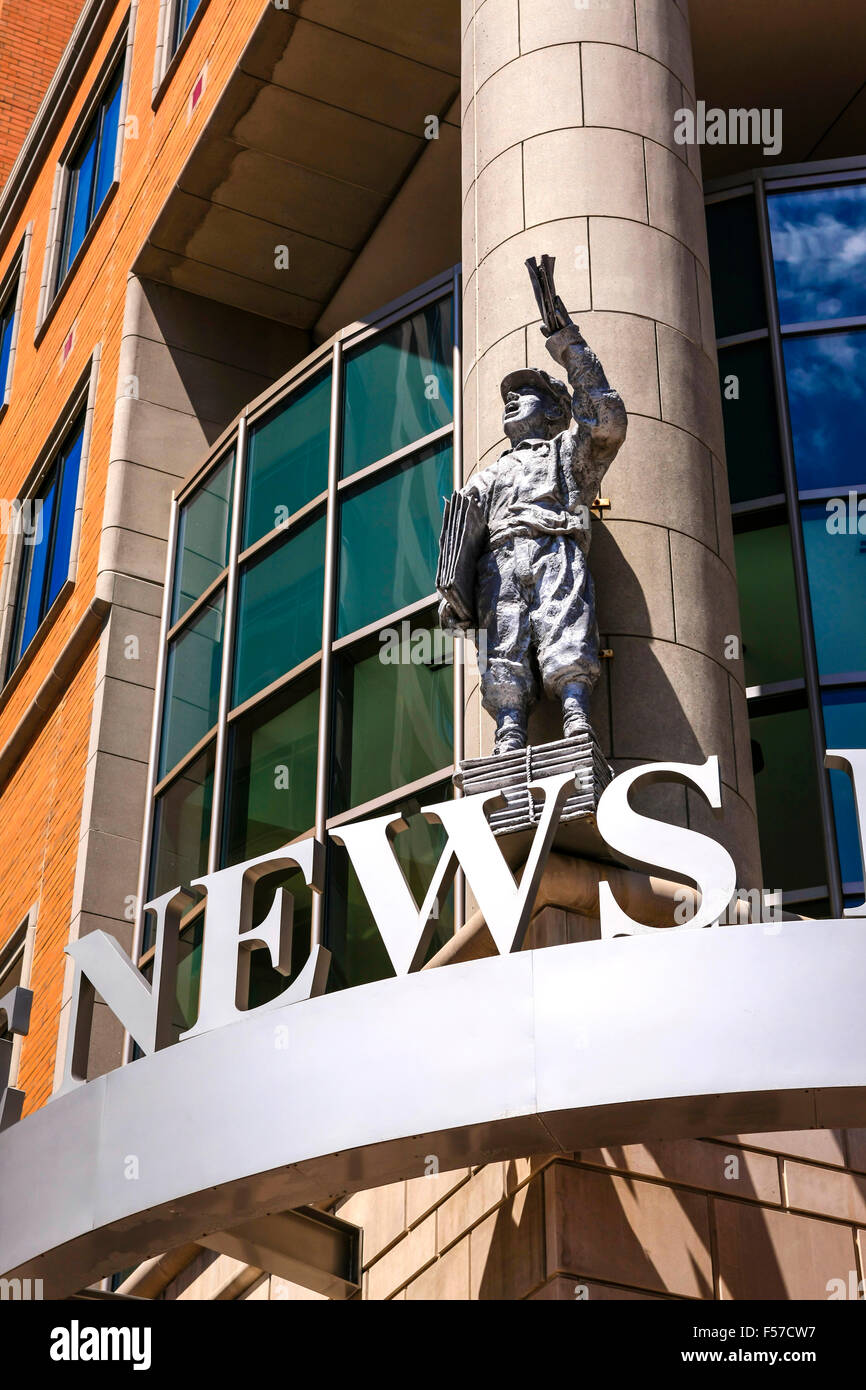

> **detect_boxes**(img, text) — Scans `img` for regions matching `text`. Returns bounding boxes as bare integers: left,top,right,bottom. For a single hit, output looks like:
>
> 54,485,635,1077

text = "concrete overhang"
134,0,460,333
691,0,866,179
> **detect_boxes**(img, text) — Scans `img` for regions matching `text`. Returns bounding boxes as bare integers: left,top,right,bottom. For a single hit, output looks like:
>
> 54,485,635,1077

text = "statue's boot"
494,707,527,755
561,680,593,739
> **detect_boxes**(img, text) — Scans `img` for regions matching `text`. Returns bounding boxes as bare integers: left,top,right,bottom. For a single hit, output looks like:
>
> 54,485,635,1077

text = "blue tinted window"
823,688,866,887
7,415,84,676
783,331,866,492
769,184,866,325
47,428,83,609
93,75,122,213
173,0,203,52
0,290,16,400
57,67,122,289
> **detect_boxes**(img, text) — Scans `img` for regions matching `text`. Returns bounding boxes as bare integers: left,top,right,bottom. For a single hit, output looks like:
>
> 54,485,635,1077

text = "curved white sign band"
2,919,866,1297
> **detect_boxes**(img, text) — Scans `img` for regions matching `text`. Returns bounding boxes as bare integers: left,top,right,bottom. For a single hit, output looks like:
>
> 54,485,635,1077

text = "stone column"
461,0,760,886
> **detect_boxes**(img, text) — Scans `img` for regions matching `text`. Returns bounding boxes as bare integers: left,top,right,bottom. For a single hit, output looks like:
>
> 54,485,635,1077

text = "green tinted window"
823,688,866,888
224,680,319,865
327,790,454,990
750,705,825,892
706,196,766,338
733,525,803,687
718,340,784,504
337,440,452,637
244,371,331,548
173,454,233,623
175,918,204,1032
342,298,453,478
801,500,866,677
150,746,214,898
160,592,224,777
233,516,325,706
332,629,454,813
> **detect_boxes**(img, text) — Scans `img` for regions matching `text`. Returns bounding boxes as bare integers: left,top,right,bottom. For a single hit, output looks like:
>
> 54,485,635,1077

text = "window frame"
0,227,32,418
0,907,37,1092
0,354,100,691
707,155,866,916
152,0,211,109
133,269,464,997
36,19,133,333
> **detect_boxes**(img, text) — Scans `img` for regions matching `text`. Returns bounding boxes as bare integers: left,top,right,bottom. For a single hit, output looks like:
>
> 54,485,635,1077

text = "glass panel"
174,917,203,1032
337,440,452,637
0,949,23,1042
233,516,325,707
12,471,57,666
822,688,866,888
244,371,331,547
332,626,454,813
173,452,234,623
342,297,453,478
733,524,803,687
801,500,866,677
93,73,122,214
150,744,214,898
750,705,826,892
706,196,766,338
718,340,784,504
327,789,455,990
224,680,319,865
174,0,203,50
60,119,98,281
783,331,866,492
46,422,84,609
0,296,15,397
160,591,224,777
769,183,866,325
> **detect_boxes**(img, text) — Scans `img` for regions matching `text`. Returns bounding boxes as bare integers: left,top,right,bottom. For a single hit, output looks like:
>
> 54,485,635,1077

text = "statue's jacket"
459,324,627,709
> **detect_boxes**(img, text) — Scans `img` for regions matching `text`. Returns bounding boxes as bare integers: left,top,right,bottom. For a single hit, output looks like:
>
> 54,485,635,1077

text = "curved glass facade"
707,163,866,913
142,272,460,1016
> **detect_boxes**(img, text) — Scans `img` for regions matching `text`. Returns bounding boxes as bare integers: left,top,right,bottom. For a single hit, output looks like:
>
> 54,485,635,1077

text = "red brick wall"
0,0,87,189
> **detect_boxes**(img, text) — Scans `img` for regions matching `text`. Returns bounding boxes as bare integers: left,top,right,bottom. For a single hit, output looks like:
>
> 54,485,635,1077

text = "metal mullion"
716,328,770,350
166,571,228,642
780,315,866,339
311,342,342,951
226,651,322,725
331,594,438,655
208,418,247,874
326,766,457,832
237,491,328,566
338,274,456,353
152,726,219,798
451,268,465,931
126,494,180,1063
754,176,844,917
336,424,454,495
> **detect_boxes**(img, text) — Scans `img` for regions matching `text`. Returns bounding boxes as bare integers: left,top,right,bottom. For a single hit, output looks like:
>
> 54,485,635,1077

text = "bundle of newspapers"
436,491,487,628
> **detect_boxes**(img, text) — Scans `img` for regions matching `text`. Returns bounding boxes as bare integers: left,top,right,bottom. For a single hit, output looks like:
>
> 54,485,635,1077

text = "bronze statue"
438,257,627,755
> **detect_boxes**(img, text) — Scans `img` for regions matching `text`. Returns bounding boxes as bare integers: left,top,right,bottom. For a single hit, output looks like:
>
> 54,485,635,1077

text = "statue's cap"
501,367,570,414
